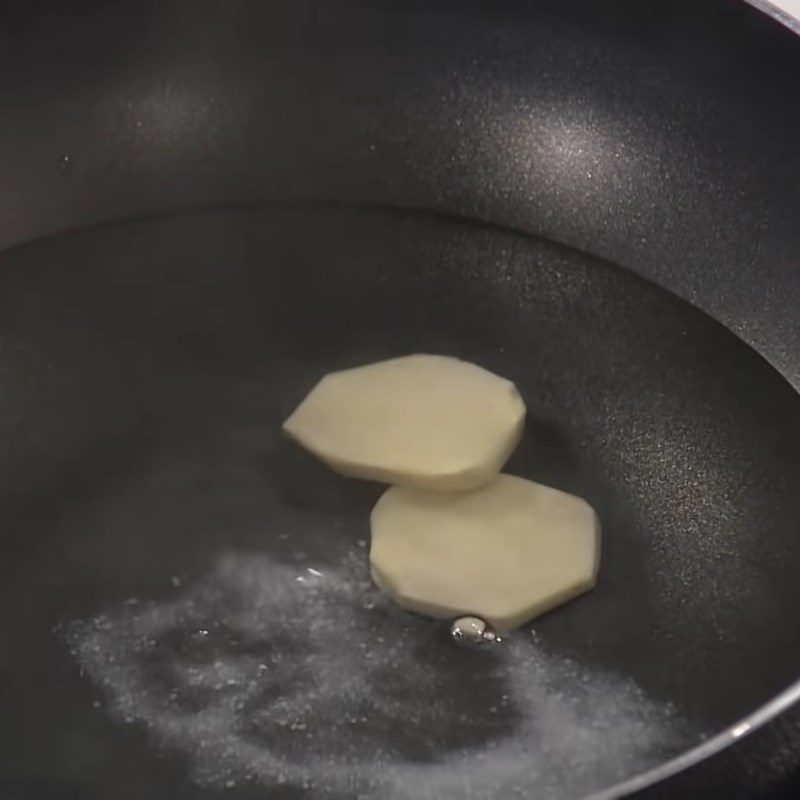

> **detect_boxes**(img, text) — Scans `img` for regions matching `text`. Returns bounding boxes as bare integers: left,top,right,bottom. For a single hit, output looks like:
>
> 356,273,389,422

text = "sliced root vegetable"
283,354,526,491
369,474,600,631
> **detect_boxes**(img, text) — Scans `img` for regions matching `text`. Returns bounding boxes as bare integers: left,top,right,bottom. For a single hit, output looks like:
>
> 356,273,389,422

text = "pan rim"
744,0,800,34
593,653,800,797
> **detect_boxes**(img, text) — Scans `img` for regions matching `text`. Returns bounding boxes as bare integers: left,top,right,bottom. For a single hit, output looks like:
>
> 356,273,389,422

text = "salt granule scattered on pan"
66,550,692,799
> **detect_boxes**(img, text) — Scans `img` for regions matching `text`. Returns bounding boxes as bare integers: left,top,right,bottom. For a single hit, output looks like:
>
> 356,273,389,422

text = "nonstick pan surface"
1,1,800,798
1,205,800,800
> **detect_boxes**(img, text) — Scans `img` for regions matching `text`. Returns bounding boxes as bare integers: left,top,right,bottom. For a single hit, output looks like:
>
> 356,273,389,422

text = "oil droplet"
450,616,501,648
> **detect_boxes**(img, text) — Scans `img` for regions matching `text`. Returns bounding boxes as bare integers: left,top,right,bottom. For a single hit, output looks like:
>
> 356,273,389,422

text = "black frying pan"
1,2,800,798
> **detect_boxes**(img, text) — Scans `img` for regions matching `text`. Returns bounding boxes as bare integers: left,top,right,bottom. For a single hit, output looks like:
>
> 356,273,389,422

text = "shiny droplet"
449,616,501,648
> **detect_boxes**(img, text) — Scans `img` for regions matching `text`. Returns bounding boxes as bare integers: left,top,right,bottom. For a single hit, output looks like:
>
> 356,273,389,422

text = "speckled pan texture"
0,206,798,800
0,2,799,799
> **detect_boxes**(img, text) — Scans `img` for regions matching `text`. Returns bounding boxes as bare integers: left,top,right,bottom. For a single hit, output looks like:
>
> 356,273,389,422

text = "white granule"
66,549,690,799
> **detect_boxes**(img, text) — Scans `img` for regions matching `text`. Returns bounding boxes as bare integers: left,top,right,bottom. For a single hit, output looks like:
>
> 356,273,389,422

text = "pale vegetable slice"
283,354,526,491
370,474,600,630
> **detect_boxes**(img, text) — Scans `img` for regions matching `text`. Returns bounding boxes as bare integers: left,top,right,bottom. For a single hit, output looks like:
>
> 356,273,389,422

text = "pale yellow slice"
283,354,525,491
370,474,600,630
